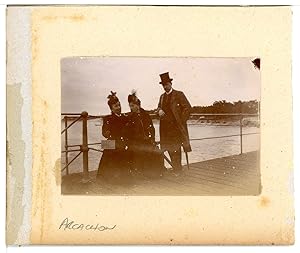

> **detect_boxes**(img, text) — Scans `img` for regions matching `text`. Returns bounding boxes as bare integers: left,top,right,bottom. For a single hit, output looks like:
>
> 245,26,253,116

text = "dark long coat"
157,89,192,152
97,113,130,179
126,108,155,147
125,109,164,176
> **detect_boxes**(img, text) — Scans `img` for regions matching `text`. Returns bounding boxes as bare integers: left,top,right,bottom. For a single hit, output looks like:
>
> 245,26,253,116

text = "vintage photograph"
5,5,294,245
61,57,260,195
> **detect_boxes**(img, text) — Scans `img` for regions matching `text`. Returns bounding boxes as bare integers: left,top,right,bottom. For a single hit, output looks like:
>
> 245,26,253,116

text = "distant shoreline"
83,118,260,128
62,113,259,128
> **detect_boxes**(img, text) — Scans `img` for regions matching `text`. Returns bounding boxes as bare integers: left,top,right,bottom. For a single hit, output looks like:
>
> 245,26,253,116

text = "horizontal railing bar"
89,147,103,153
240,132,259,136
149,113,258,117
188,123,259,126
88,142,102,146
189,113,258,116
67,144,81,148
61,151,82,172
85,115,102,118
154,132,259,144
61,116,82,135
61,149,81,153
61,113,82,116
189,132,259,142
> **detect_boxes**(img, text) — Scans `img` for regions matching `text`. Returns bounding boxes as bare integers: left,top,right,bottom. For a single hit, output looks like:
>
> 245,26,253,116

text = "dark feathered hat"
107,91,119,108
128,90,141,106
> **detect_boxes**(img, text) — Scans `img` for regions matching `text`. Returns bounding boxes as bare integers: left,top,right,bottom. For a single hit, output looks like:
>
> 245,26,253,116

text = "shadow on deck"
61,151,261,196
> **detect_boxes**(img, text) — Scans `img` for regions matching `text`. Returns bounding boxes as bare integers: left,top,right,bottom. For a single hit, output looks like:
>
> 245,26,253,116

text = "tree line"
62,100,259,121
191,100,259,114
146,100,259,115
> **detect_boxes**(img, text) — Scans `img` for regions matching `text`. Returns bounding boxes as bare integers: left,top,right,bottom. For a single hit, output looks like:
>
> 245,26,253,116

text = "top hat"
159,72,173,84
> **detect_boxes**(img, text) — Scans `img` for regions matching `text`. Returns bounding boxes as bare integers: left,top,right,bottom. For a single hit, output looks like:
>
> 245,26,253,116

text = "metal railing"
61,112,259,178
186,113,259,155
61,111,103,181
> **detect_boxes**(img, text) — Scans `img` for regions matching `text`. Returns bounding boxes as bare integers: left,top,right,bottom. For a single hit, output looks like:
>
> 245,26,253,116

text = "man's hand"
158,109,165,117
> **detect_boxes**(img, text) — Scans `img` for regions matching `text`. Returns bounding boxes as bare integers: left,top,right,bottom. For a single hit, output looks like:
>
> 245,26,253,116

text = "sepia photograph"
5,5,294,245
61,57,261,196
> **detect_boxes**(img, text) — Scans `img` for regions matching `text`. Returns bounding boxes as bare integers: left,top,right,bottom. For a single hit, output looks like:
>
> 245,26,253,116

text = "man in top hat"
157,72,192,173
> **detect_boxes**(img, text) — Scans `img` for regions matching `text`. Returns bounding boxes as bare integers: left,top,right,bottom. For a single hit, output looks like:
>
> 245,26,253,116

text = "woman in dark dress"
126,91,164,178
97,91,130,183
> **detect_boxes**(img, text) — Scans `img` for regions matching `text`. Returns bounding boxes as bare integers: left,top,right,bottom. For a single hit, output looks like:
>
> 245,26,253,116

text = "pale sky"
61,57,260,116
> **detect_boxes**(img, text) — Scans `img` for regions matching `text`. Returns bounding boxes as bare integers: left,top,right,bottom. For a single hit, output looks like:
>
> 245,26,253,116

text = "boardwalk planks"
62,151,260,196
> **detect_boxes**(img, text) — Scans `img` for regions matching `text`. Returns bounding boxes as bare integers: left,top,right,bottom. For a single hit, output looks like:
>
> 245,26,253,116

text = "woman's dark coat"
126,109,164,176
97,113,130,179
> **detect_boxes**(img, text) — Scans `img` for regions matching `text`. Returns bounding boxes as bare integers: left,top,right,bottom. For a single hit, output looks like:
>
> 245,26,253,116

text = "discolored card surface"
6,5,293,245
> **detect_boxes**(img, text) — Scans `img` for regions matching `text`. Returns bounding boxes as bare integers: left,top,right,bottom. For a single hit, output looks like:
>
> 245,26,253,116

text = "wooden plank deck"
61,151,260,196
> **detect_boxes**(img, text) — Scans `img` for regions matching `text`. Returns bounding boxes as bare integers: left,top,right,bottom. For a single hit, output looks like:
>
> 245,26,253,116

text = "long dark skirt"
97,149,131,183
130,144,164,178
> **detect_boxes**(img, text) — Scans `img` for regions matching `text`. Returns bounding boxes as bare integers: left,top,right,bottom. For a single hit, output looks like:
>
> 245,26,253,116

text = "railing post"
81,111,89,182
240,114,243,154
64,116,69,175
